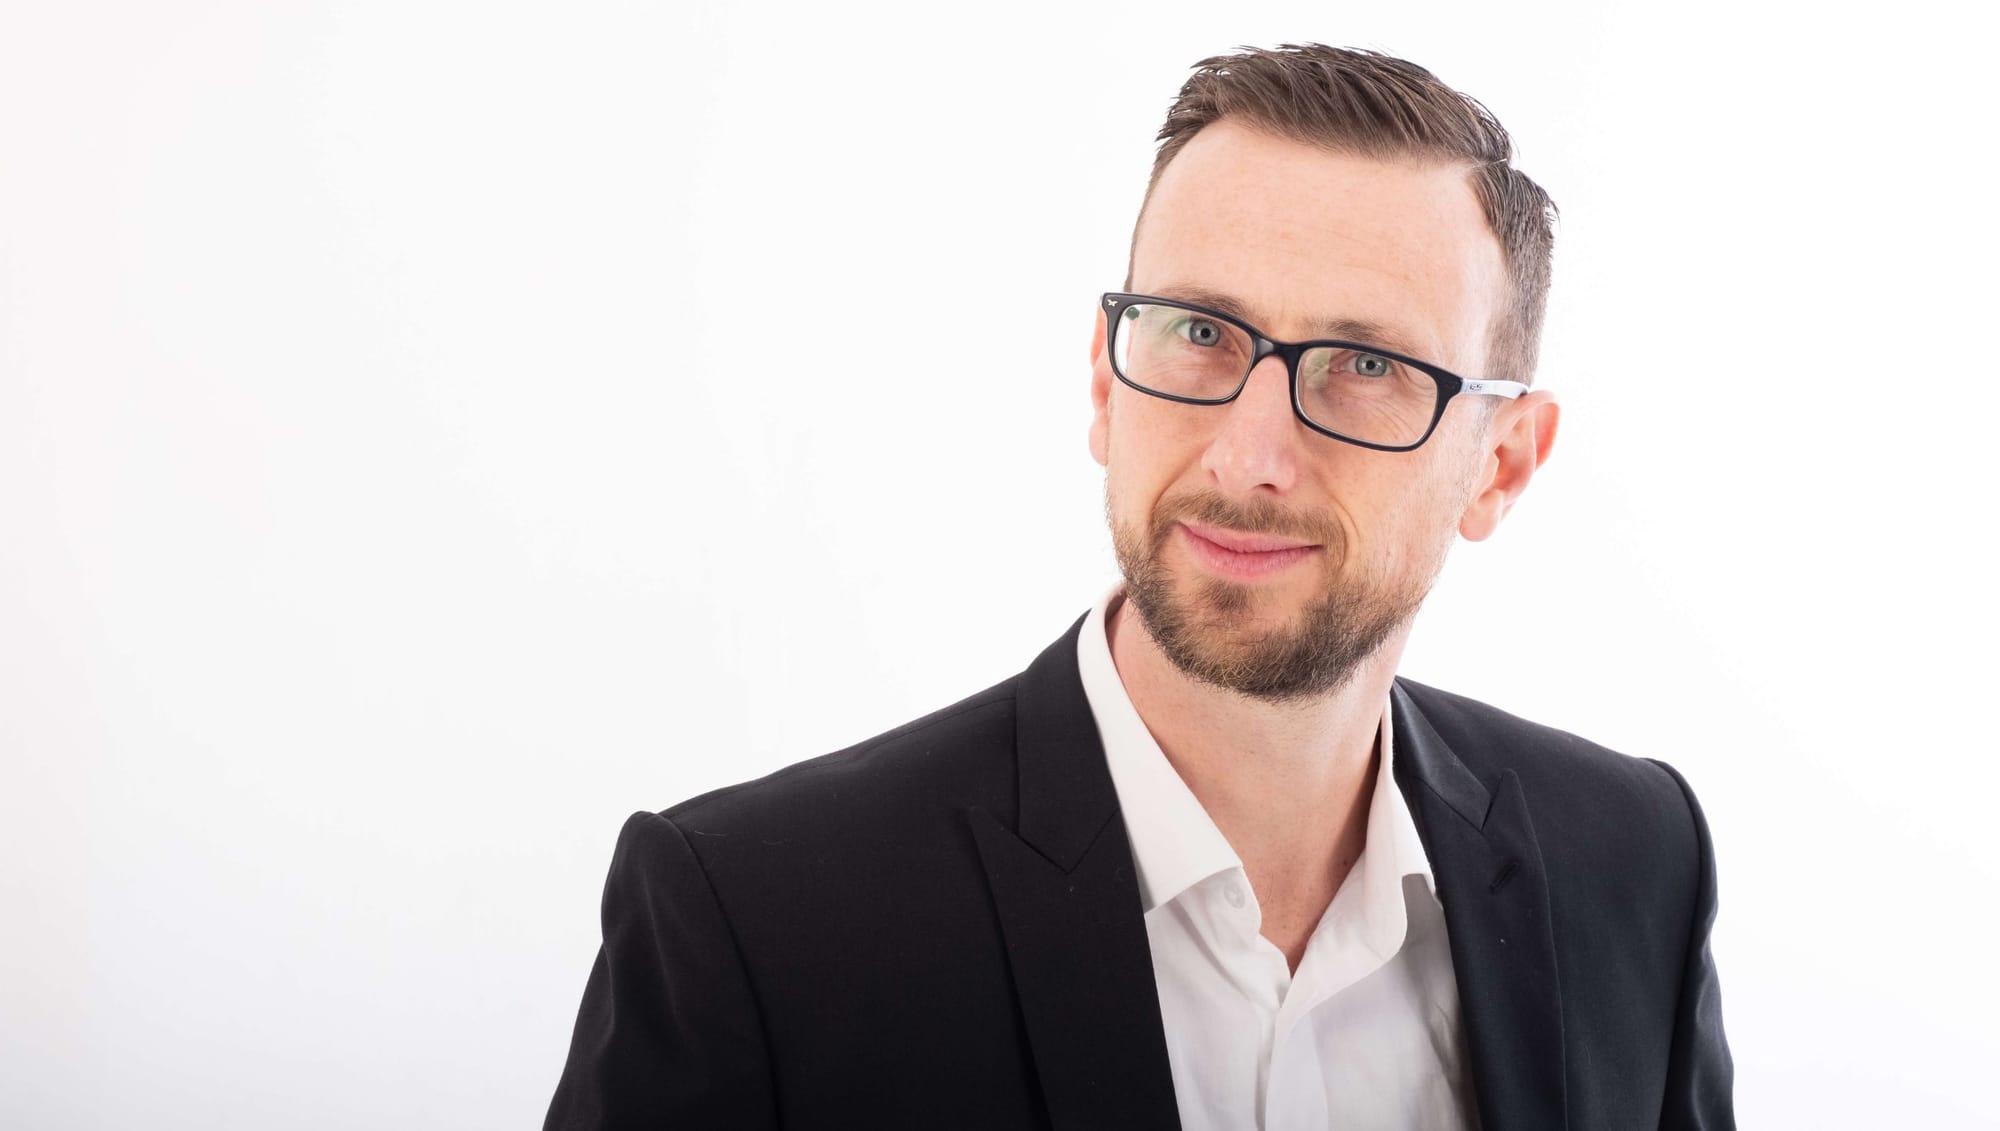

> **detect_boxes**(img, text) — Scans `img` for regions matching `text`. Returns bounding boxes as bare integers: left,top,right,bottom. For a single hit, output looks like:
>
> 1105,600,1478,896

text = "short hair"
1131,44,1559,385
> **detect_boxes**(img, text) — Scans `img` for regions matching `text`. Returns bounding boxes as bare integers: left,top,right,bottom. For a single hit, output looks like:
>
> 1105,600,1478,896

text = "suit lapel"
1392,682,1568,1131
969,614,1183,1131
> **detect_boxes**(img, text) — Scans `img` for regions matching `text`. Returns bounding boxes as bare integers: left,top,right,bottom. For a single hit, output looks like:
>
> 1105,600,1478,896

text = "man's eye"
1352,353,1393,377
1177,318,1225,347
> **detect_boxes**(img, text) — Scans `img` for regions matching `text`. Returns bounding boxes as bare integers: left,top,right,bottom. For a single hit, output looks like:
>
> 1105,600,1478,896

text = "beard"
1107,484,1444,705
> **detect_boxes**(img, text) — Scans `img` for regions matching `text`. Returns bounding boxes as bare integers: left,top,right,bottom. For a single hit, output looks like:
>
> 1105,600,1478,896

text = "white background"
3,1,1994,1126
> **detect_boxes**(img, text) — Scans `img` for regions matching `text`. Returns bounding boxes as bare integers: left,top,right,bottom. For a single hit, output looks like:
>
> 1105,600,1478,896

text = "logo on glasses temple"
1465,381,1490,394
1105,297,1116,307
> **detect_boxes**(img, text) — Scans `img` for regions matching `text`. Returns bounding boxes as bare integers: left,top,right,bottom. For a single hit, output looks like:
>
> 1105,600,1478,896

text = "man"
544,44,1732,1130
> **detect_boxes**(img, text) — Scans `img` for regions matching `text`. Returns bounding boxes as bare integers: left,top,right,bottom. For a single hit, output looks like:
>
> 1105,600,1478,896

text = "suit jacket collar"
1392,681,1569,1130
971,612,1570,1131
970,613,1182,1128
1010,613,1121,871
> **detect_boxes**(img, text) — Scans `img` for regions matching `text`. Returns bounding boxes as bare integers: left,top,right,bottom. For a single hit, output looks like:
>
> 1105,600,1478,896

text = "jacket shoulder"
1395,676,1708,878
1397,677,1694,813
657,674,1021,840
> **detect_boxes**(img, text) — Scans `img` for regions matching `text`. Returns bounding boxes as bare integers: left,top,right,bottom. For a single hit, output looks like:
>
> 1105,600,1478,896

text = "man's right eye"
1175,317,1225,347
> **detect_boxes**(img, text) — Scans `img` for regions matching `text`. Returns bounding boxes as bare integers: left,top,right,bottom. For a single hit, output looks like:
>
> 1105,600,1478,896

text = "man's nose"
1201,355,1304,496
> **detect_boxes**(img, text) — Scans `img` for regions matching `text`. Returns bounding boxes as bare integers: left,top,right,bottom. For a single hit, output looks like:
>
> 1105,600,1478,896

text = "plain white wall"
3,1,1993,1126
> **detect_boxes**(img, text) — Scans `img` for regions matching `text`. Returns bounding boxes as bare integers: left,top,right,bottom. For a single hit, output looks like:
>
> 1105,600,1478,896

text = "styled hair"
1133,44,1559,385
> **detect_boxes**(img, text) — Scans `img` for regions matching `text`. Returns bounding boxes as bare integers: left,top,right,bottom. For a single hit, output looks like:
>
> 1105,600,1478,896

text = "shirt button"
1224,880,1247,909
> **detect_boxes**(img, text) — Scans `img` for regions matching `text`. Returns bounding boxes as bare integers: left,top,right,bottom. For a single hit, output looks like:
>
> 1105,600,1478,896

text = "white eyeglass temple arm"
1460,379,1530,399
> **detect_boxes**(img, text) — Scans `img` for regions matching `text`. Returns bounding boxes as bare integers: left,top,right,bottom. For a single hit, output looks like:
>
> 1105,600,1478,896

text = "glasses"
1101,292,1529,452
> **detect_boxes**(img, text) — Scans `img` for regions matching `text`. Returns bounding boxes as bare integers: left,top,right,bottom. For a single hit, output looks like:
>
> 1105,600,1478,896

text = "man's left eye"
1182,318,1225,346
1352,353,1394,377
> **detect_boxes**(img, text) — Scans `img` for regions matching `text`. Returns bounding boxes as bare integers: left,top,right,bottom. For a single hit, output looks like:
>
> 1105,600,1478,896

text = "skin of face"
1088,119,1559,704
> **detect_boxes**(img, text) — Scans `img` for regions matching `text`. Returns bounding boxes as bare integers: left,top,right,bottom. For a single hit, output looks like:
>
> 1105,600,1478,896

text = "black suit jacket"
545,613,1733,1129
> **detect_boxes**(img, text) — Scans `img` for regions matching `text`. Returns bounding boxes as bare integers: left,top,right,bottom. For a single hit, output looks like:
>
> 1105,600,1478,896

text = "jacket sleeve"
1646,760,1736,1130
543,810,780,1130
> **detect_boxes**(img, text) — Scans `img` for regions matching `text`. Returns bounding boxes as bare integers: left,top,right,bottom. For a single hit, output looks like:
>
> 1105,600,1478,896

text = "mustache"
1149,490,1345,554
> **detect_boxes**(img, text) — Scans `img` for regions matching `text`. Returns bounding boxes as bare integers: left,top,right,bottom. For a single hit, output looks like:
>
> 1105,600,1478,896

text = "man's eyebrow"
1155,284,1432,358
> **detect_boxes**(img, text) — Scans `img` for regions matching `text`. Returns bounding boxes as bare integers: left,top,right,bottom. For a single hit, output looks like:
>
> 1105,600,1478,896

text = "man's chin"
1135,581,1306,676
1122,560,1422,703
1171,567,1319,625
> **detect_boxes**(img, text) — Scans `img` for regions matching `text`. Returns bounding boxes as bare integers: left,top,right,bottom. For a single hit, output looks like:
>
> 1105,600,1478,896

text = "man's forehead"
1130,120,1506,364
1140,120,1492,251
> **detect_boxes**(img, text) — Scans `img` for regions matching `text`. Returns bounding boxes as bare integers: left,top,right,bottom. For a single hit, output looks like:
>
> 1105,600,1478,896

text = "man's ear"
1088,309,1111,467
1459,391,1559,541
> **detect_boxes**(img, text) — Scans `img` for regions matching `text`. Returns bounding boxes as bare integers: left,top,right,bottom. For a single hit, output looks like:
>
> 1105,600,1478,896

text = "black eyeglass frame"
1100,291,1528,453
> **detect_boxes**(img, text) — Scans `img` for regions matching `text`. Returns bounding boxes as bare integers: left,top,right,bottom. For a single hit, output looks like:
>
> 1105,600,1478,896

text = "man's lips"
1177,520,1319,554
1177,521,1322,582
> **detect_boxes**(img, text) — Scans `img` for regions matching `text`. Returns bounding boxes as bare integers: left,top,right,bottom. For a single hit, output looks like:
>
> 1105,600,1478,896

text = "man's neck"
1105,589,1409,969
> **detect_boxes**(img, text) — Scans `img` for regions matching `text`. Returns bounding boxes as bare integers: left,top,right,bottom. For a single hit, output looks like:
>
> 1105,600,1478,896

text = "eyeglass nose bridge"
1229,336,1414,449
1119,326,1325,433
1238,337,1312,416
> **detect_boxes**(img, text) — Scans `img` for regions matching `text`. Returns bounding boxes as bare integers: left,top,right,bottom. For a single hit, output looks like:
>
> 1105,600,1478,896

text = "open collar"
1074,581,1440,943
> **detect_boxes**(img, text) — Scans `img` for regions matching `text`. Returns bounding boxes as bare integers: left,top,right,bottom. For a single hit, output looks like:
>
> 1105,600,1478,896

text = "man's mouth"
1178,521,1321,580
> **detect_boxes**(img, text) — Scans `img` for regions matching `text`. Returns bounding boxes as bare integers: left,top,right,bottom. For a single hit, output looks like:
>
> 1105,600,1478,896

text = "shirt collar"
1075,580,1438,916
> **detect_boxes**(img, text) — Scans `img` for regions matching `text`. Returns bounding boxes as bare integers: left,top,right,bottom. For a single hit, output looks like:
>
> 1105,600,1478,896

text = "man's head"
1088,44,1560,705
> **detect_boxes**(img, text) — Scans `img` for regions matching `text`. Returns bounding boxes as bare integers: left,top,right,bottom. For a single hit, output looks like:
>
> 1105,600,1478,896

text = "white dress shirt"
1076,582,1479,1131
